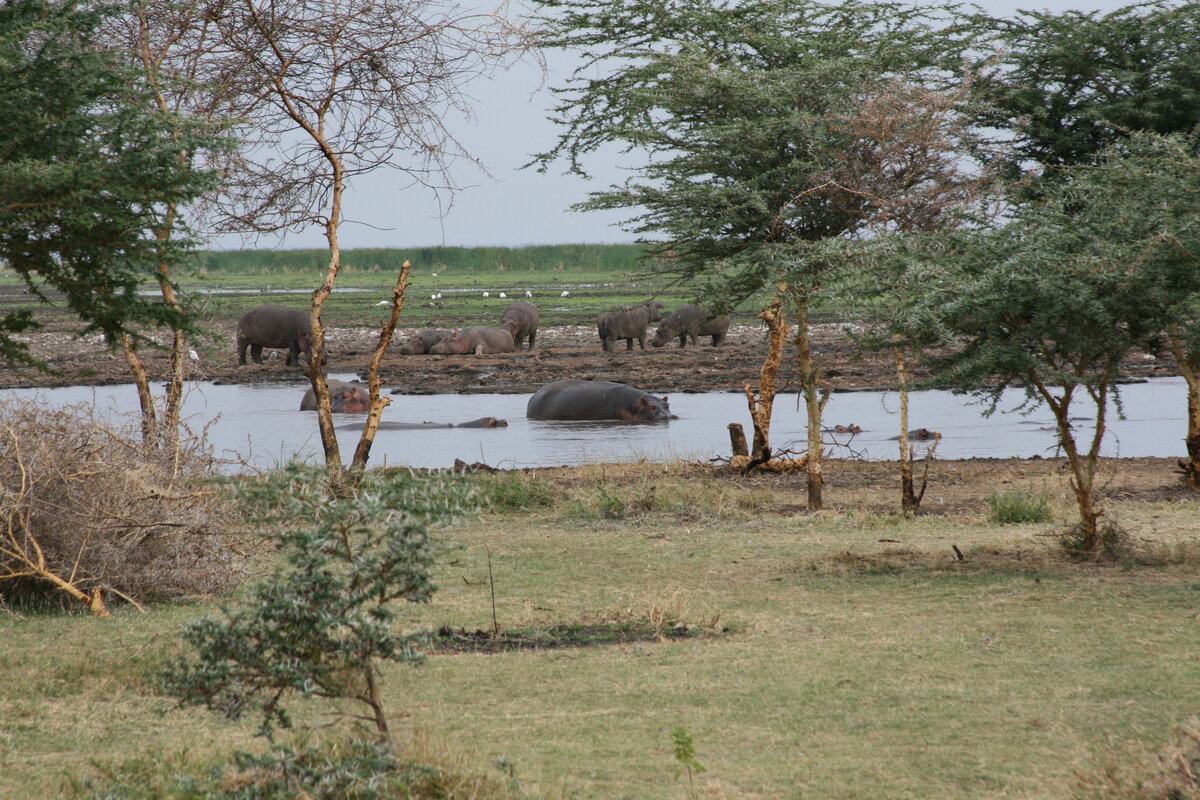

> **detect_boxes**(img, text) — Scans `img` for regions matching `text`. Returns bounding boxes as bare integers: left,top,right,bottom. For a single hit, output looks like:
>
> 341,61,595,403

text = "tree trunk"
351,260,411,473
896,346,917,512
791,296,827,510
121,335,157,443
310,160,347,481
1169,327,1200,489
728,423,749,457
1037,379,1106,551
744,287,789,461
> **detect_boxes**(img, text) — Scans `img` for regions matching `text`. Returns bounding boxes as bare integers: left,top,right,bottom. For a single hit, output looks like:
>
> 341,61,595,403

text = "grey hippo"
499,300,539,350
300,379,370,413
429,326,516,355
651,304,730,348
526,380,676,423
596,300,664,352
237,305,314,366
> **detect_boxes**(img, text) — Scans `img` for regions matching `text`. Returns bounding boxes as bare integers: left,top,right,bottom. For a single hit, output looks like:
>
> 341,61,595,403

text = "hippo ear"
634,397,649,411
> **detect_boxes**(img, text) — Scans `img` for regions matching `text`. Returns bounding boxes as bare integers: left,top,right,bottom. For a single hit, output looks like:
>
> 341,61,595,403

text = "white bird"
434,292,442,300
561,290,570,297
525,290,533,298
430,294,437,300
499,291,508,299
432,272,438,277
376,300,390,306
483,291,489,297
188,349,199,361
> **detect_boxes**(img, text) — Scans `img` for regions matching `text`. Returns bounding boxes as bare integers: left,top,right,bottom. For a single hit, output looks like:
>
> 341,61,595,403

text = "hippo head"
649,301,665,321
336,384,370,414
430,332,470,355
627,394,676,422
649,327,671,348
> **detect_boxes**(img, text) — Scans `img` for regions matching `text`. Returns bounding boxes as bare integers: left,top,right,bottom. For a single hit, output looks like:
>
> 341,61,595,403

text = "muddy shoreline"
0,322,1178,395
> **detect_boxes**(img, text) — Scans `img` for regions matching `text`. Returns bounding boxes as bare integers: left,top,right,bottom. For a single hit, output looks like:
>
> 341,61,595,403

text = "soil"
0,320,1179,396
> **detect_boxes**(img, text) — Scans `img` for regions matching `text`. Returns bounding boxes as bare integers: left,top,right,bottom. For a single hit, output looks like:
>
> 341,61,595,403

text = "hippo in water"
336,417,508,431
526,380,676,423
651,304,730,348
300,379,370,413
397,328,453,355
499,301,539,350
429,326,516,355
237,305,313,366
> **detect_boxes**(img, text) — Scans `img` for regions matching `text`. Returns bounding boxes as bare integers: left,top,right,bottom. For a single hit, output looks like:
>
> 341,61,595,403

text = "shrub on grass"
473,470,556,512
986,485,1052,524
0,399,247,615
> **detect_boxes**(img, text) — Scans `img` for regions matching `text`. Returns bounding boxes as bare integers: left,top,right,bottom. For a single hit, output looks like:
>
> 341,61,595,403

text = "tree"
0,0,221,373
913,133,1200,552
970,1,1200,184
100,0,235,454
198,0,522,480
529,0,965,508
163,465,478,742
813,78,999,511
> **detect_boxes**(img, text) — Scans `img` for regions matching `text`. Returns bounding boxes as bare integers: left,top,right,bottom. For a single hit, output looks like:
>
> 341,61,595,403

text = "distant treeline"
200,244,664,275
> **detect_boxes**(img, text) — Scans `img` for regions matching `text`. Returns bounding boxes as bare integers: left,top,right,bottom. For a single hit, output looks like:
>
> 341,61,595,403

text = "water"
0,377,1188,472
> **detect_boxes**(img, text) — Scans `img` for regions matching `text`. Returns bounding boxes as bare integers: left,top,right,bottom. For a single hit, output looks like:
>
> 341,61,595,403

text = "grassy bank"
2,460,1199,799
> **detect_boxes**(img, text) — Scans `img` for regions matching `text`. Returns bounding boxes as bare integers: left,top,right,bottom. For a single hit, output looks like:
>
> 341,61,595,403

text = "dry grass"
1,455,1198,799
0,398,251,612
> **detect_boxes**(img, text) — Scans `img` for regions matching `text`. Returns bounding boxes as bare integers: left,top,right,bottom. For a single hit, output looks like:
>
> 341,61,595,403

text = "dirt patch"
431,622,707,654
0,321,1177,396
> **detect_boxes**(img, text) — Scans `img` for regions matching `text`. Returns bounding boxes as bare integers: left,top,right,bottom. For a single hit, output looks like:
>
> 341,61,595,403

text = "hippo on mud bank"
651,304,730,348
499,300,539,350
237,305,313,366
526,380,676,423
300,379,370,413
597,300,664,352
429,326,516,355
397,328,453,355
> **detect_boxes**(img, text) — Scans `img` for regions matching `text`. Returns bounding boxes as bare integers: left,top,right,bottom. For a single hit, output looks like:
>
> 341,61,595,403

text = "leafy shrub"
986,485,1052,524
0,399,246,614
162,464,478,740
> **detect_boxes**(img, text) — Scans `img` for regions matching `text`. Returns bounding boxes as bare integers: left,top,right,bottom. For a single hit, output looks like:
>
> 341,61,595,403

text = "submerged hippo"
237,305,313,366
397,328,453,355
499,300,539,350
336,417,508,431
651,304,730,348
526,380,676,423
596,300,664,352
429,326,516,355
300,379,370,413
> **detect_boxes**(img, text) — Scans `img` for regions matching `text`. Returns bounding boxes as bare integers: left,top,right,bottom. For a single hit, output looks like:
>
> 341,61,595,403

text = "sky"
208,0,1134,253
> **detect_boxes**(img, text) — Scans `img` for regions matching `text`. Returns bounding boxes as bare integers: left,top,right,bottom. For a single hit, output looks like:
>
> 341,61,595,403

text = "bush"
986,485,1052,524
473,470,556,512
0,399,247,614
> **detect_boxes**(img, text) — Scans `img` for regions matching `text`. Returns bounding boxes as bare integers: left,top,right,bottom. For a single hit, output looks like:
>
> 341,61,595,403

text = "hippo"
237,305,313,366
336,417,508,431
428,326,516,355
526,380,676,423
889,428,940,441
397,328,453,355
596,300,665,352
651,304,730,348
499,300,539,350
300,379,370,413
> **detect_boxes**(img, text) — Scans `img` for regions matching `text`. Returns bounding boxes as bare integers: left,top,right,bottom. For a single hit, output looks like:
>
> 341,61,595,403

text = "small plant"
1058,519,1130,561
670,726,706,800
596,483,627,519
161,464,477,742
987,485,1052,524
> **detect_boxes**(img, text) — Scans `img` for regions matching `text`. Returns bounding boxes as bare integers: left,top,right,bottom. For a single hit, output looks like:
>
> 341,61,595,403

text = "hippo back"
527,379,675,423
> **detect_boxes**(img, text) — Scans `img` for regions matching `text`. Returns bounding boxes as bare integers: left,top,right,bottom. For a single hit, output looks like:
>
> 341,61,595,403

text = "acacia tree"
530,0,965,508
201,0,521,479
101,0,235,455
970,1,1200,186
0,0,220,373
915,133,1200,552
813,78,999,511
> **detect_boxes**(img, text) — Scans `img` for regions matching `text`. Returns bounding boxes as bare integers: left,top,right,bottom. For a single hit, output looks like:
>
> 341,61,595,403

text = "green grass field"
2,464,1198,799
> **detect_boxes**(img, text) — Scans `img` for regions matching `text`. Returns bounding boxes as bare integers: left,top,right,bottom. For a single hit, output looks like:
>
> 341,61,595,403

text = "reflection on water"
0,377,1188,472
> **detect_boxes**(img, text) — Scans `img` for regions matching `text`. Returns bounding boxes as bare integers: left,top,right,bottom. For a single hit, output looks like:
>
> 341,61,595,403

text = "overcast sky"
208,0,1135,252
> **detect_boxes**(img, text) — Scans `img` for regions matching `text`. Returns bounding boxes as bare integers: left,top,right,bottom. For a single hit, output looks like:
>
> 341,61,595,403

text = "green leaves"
162,465,479,740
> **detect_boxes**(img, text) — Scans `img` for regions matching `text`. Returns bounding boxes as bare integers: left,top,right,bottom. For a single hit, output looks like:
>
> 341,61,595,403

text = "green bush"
986,485,1052,524
473,470,557,512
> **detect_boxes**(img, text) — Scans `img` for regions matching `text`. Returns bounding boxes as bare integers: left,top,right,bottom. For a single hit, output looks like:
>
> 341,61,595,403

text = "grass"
4,462,1198,799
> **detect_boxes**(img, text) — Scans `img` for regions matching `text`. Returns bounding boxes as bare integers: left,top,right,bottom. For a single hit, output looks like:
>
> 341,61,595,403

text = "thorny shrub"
0,398,248,612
